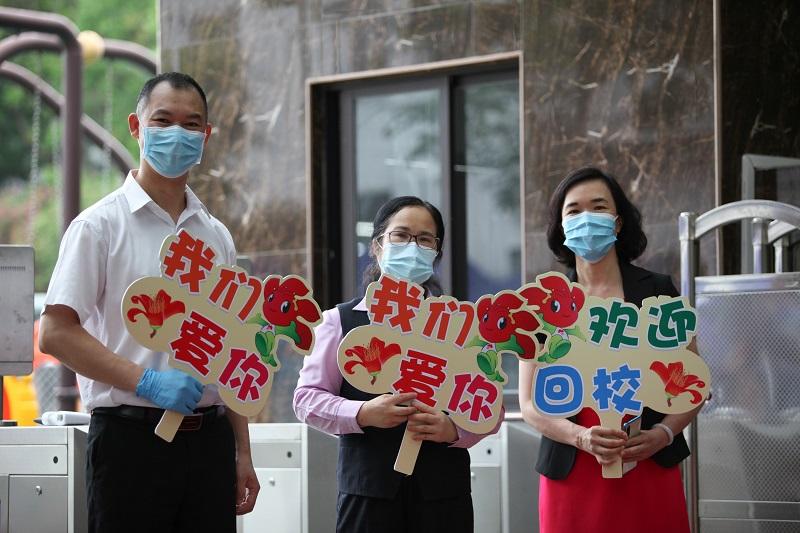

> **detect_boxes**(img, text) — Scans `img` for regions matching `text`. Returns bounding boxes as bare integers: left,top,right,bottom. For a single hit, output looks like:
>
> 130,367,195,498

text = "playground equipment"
0,6,157,412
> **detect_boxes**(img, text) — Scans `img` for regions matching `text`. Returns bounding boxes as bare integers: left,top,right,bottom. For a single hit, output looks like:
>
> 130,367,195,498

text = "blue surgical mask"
141,124,206,178
562,212,618,263
379,242,437,285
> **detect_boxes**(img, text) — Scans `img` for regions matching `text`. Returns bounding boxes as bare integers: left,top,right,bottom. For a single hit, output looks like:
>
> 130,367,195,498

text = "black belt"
92,404,225,431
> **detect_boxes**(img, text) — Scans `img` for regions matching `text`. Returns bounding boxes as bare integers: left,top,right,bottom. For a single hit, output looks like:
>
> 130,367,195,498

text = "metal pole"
102,38,156,73
0,31,61,63
751,217,769,274
0,62,135,173
0,31,156,74
679,211,699,533
0,7,82,411
774,238,789,273
741,155,756,274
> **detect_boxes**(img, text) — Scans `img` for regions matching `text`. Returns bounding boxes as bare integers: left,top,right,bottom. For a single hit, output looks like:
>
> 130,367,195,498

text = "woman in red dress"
519,167,703,533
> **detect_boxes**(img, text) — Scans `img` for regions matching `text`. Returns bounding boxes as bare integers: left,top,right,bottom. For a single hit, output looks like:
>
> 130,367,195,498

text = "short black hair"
546,166,647,268
136,72,208,119
362,196,446,295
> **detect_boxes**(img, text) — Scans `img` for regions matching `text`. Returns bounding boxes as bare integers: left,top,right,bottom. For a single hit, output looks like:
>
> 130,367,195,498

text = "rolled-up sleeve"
293,307,365,436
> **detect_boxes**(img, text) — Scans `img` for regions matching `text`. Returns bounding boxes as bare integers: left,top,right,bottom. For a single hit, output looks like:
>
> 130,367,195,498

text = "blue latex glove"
135,368,203,415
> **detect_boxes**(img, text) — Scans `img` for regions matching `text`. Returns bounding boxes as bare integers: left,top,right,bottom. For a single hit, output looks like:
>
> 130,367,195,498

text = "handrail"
102,38,157,73
690,200,800,240
0,31,156,74
0,31,61,63
1,61,135,173
768,220,798,244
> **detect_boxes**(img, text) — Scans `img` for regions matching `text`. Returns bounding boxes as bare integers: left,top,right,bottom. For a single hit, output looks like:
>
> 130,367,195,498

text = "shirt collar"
354,297,368,311
183,184,209,218
122,171,209,219
122,172,152,213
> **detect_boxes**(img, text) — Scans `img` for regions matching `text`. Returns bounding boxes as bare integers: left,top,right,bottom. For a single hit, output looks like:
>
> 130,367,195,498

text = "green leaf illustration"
477,352,495,376
275,321,301,345
466,335,489,349
489,371,506,384
496,336,523,355
246,313,268,327
255,330,277,367
566,325,586,341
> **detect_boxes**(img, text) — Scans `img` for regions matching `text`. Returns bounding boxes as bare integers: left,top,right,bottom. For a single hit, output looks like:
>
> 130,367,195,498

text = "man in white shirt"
39,72,259,533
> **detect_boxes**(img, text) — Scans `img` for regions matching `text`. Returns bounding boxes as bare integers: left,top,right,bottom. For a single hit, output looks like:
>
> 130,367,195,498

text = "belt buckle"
178,413,203,431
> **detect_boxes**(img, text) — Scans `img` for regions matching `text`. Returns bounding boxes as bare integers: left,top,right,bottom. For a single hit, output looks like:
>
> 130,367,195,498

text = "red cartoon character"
248,276,322,367
470,293,540,383
521,275,586,363
127,289,186,338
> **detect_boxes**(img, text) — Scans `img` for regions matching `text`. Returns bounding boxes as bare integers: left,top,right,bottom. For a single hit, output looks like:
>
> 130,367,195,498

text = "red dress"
538,408,690,533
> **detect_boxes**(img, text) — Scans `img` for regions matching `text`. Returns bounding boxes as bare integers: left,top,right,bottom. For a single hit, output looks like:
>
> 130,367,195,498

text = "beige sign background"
527,272,710,478
338,274,542,474
339,272,710,478
122,230,321,441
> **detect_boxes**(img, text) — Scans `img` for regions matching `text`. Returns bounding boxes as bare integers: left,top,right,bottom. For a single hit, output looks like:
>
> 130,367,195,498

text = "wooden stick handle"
393,427,422,475
155,410,183,443
602,458,623,478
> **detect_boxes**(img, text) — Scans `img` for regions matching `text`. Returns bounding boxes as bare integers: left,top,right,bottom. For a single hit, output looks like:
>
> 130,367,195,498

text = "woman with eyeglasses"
518,167,700,533
293,196,493,533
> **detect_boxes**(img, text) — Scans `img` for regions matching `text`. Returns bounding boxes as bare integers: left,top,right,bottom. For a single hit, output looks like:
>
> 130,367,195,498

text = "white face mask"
141,124,205,178
562,212,618,263
379,242,437,284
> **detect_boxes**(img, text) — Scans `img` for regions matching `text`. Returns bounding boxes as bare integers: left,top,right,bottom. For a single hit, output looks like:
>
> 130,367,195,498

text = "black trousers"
336,477,474,533
86,408,236,533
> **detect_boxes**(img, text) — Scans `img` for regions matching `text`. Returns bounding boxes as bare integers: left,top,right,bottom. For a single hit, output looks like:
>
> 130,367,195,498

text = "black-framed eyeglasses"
377,230,440,251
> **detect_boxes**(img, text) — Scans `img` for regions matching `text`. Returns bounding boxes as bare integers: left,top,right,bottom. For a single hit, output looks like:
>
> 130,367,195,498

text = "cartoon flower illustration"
248,276,322,367
468,293,540,383
650,361,706,407
343,337,402,385
126,290,186,338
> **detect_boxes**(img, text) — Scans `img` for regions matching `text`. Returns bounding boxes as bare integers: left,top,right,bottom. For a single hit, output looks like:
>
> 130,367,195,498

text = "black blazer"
535,261,691,480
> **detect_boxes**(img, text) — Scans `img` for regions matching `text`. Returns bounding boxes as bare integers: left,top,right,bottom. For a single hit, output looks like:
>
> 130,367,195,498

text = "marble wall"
160,0,521,288
160,0,718,419
160,0,522,421
521,0,716,278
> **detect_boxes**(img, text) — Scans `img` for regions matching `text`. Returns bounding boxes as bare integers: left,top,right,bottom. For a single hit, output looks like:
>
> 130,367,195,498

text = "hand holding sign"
122,229,322,442
356,392,419,429
135,367,203,414
528,272,710,478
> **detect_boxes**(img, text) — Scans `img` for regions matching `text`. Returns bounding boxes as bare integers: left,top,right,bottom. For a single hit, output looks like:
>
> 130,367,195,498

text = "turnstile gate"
680,200,800,533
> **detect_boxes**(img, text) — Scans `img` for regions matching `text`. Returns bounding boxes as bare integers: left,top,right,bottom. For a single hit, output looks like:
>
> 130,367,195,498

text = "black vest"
535,262,691,479
336,297,471,500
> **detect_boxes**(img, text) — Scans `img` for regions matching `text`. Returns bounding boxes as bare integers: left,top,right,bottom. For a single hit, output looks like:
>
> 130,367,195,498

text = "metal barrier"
766,220,798,274
680,200,800,533
740,154,800,274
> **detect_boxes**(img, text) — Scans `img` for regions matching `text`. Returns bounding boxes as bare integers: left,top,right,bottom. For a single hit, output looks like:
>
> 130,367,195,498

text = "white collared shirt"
43,171,236,412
